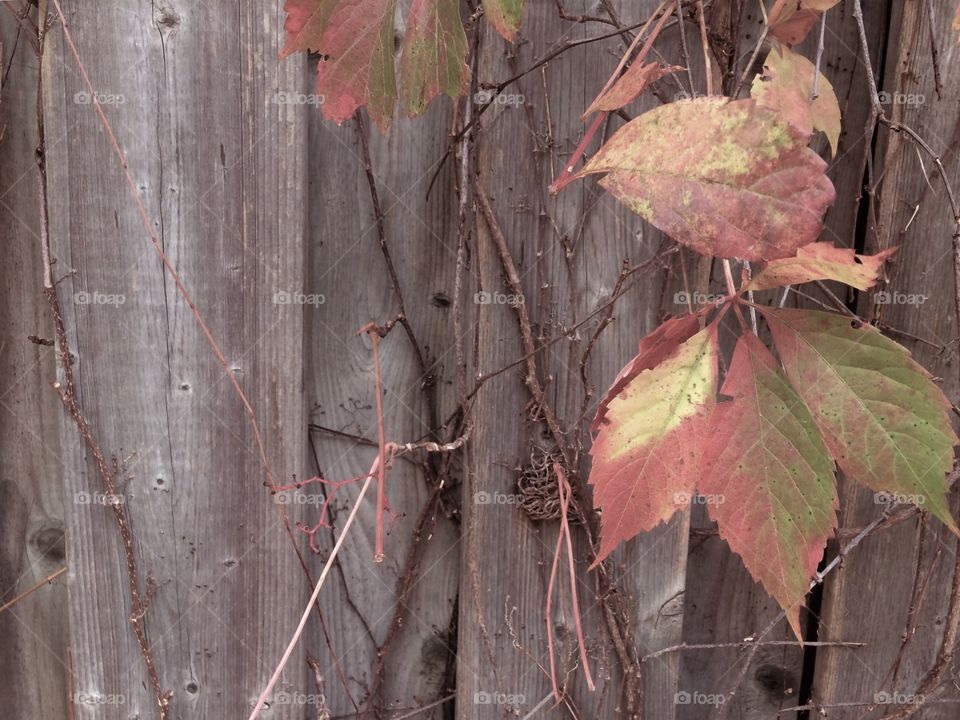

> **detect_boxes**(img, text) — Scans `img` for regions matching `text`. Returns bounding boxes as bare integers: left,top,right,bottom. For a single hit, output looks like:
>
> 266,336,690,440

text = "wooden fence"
1,1,959,718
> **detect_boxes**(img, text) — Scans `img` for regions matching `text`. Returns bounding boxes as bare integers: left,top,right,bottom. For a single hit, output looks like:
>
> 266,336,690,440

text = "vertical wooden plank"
302,68,462,718
0,17,69,718
811,2,960,716
458,3,696,717
677,4,893,718
42,1,310,717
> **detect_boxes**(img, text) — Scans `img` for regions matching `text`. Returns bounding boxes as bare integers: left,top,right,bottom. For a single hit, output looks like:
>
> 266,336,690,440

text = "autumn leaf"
591,314,703,432
954,1,960,37
590,322,719,563
400,0,470,117
702,332,837,640
762,307,960,532
768,0,840,47
583,62,684,117
280,0,338,57
483,0,523,39
746,243,896,292
575,97,836,261
280,0,469,130
280,0,397,129
752,46,841,157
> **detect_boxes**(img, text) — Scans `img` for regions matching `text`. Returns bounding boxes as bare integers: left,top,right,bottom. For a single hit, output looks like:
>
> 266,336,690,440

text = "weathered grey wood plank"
458,3,700,718
302,67,462,718
42,2,310,717
811,2,960,717
0,18,69,719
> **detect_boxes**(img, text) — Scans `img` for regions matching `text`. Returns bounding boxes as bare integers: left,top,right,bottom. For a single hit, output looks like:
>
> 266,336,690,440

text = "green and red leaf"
701,332,837,639
752,46,841,157
590,305,959,623
281,0,398,129
762,307,959,532
746,243,896,292
482,0,523,39
400,0,470,117
591,314,703,432
280,0,338,58
590,322,719,562
575,97,836,261
281,0,470,130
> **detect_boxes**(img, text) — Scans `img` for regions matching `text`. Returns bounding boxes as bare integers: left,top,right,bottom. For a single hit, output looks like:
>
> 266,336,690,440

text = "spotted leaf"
590,322,719,563
702,332,837,639
762,307,959,532
575,97,836,261
752,46,841,157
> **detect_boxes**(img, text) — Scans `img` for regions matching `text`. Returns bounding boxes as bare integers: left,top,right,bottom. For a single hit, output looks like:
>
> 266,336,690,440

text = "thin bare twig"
0,566,67,614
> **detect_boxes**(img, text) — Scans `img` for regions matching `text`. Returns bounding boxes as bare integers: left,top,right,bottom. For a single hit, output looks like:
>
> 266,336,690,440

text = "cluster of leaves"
576,9,959,634
279,1,960,633
280,0,522,130
588,245,958,637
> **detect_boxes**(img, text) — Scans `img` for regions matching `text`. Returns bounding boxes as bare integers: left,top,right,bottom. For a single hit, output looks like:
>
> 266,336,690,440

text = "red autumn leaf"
583,62,684,117
575,97,836,261
591,314,703,433
768,0,840,47
590,321,719,563
701,332,837,639
483,0,523,39
281,0,397,129
752,46,841,157
746,242,896,292
280,0,469,130
762,307,960,532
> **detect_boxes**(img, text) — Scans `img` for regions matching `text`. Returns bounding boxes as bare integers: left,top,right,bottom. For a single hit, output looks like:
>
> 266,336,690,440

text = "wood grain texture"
2,1,960,719
300,48,465,715
458,2,698,718
0,21,69,719
41,2,310,717
811,2,960,717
